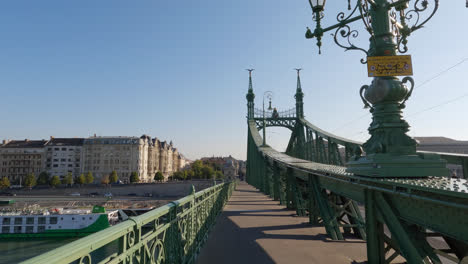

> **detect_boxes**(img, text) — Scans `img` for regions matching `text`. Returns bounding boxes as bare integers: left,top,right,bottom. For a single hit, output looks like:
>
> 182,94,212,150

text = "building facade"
415,137,468,178
45,138,84,179
0,140,48,184
0,135,188,183
82,136,150,183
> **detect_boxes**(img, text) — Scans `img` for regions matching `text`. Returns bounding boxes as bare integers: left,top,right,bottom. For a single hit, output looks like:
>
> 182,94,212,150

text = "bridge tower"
246,69,255,120
294,68,304,119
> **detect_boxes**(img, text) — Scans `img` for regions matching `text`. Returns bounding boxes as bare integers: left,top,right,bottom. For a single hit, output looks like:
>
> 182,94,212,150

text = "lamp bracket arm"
306,14,364,39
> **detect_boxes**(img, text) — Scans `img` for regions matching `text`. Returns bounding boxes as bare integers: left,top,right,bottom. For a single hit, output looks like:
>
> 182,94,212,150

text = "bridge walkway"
197,181,375,264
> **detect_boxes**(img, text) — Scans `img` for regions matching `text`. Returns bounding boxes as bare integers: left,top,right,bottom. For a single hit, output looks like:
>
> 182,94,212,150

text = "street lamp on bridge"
305,0,448,177
262,91,273,146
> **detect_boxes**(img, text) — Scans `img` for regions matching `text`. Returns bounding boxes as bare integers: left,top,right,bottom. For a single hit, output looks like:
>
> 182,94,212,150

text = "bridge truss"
246,72,468,264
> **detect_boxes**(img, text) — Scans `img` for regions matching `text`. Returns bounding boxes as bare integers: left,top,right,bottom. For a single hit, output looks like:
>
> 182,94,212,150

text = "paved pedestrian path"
196,182,370,264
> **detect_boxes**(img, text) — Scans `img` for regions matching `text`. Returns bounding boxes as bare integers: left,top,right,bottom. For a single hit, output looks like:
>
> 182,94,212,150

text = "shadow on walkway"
196,182,369,264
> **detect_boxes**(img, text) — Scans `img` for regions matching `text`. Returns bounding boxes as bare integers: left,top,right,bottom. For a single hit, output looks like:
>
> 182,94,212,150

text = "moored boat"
0,205,119,238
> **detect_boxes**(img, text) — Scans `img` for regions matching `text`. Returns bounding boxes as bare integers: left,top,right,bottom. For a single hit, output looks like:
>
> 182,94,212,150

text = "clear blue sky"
0,1,466,160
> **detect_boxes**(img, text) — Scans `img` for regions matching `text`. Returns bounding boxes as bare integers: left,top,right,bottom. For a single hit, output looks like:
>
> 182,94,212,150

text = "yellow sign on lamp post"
367,55,413,77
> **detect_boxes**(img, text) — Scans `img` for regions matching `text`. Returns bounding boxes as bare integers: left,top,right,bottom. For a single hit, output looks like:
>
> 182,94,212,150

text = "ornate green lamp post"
263,91,273,146
305,0,448,177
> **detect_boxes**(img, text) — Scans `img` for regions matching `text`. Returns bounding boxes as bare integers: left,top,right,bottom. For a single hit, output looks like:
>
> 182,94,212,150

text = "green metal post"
273,162,281,201
375,192,425,263
309,174,343,240
308,175,320,224
364,189,385,263
286,168,294,209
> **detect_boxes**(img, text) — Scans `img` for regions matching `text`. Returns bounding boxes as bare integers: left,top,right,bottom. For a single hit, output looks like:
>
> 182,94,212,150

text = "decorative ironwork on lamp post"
305,0,448,177
263,91,273,146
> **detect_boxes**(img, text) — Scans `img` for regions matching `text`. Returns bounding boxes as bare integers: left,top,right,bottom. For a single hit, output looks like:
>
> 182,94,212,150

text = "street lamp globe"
308,0,326,12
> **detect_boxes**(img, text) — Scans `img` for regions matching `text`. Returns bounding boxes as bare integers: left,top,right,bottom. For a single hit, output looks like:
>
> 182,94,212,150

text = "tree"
62,172,73,186
154,171,164,182
101,175,110,185
191,160,204,179
24,173,37,189
172,171,186,180
215,170,224,179
85,172,94,184
109,170,118,183
0,177,10,189
130,172,140,183
50,176,61,188
76,174,86,185
201,166,215,179
37,172,50,185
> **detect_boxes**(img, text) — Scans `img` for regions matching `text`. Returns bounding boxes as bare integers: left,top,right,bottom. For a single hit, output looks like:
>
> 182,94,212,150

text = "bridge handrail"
299,118,468,176
299,117,363,146
254,107,296,119
21,181,236,264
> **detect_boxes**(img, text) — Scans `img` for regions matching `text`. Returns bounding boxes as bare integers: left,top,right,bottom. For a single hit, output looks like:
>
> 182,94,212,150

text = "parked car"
0,192,15,196
70,192,80,196
88,192,99,197
144,193,153,197
127,193,137,196
104,192,113,198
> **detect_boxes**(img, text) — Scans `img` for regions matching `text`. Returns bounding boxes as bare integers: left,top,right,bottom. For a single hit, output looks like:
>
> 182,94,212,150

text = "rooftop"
2,140,48,148
47,138,84,146
415,137,468,145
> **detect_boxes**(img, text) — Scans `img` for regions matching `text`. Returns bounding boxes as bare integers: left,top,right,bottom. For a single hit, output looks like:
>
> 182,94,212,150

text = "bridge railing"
21,181,236,264
247,119,468,263
253,107,296,119
286,117,362,166
286,118,468,178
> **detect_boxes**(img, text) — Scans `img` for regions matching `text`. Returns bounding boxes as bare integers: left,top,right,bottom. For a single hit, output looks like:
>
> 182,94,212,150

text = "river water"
0,238,77,264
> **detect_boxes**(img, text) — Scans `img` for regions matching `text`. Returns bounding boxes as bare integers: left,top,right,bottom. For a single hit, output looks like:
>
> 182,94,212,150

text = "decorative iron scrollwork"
332,2,369,63
396,0,439,53
399,77,414,109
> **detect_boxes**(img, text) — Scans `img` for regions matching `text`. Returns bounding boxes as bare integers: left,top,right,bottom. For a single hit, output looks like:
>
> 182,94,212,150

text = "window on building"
37,226,45,232
50,217,58,224
54,148,59,151
26,226,34,233
26,217,34,225
53,164,58,167
2,218,10,225
68,164,72,167
61,159,66,162
38,217,46,224
14,226,22,233
2,227,9,233
62,148,66,151
14,217,22,225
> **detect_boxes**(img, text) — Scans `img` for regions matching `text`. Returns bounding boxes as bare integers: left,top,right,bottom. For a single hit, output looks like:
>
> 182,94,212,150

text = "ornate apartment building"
0,140,48,183
82,136,150,183
0,135,187,183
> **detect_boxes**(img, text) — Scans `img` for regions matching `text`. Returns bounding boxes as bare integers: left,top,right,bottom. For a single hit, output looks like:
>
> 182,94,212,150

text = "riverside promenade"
197,182,372,264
